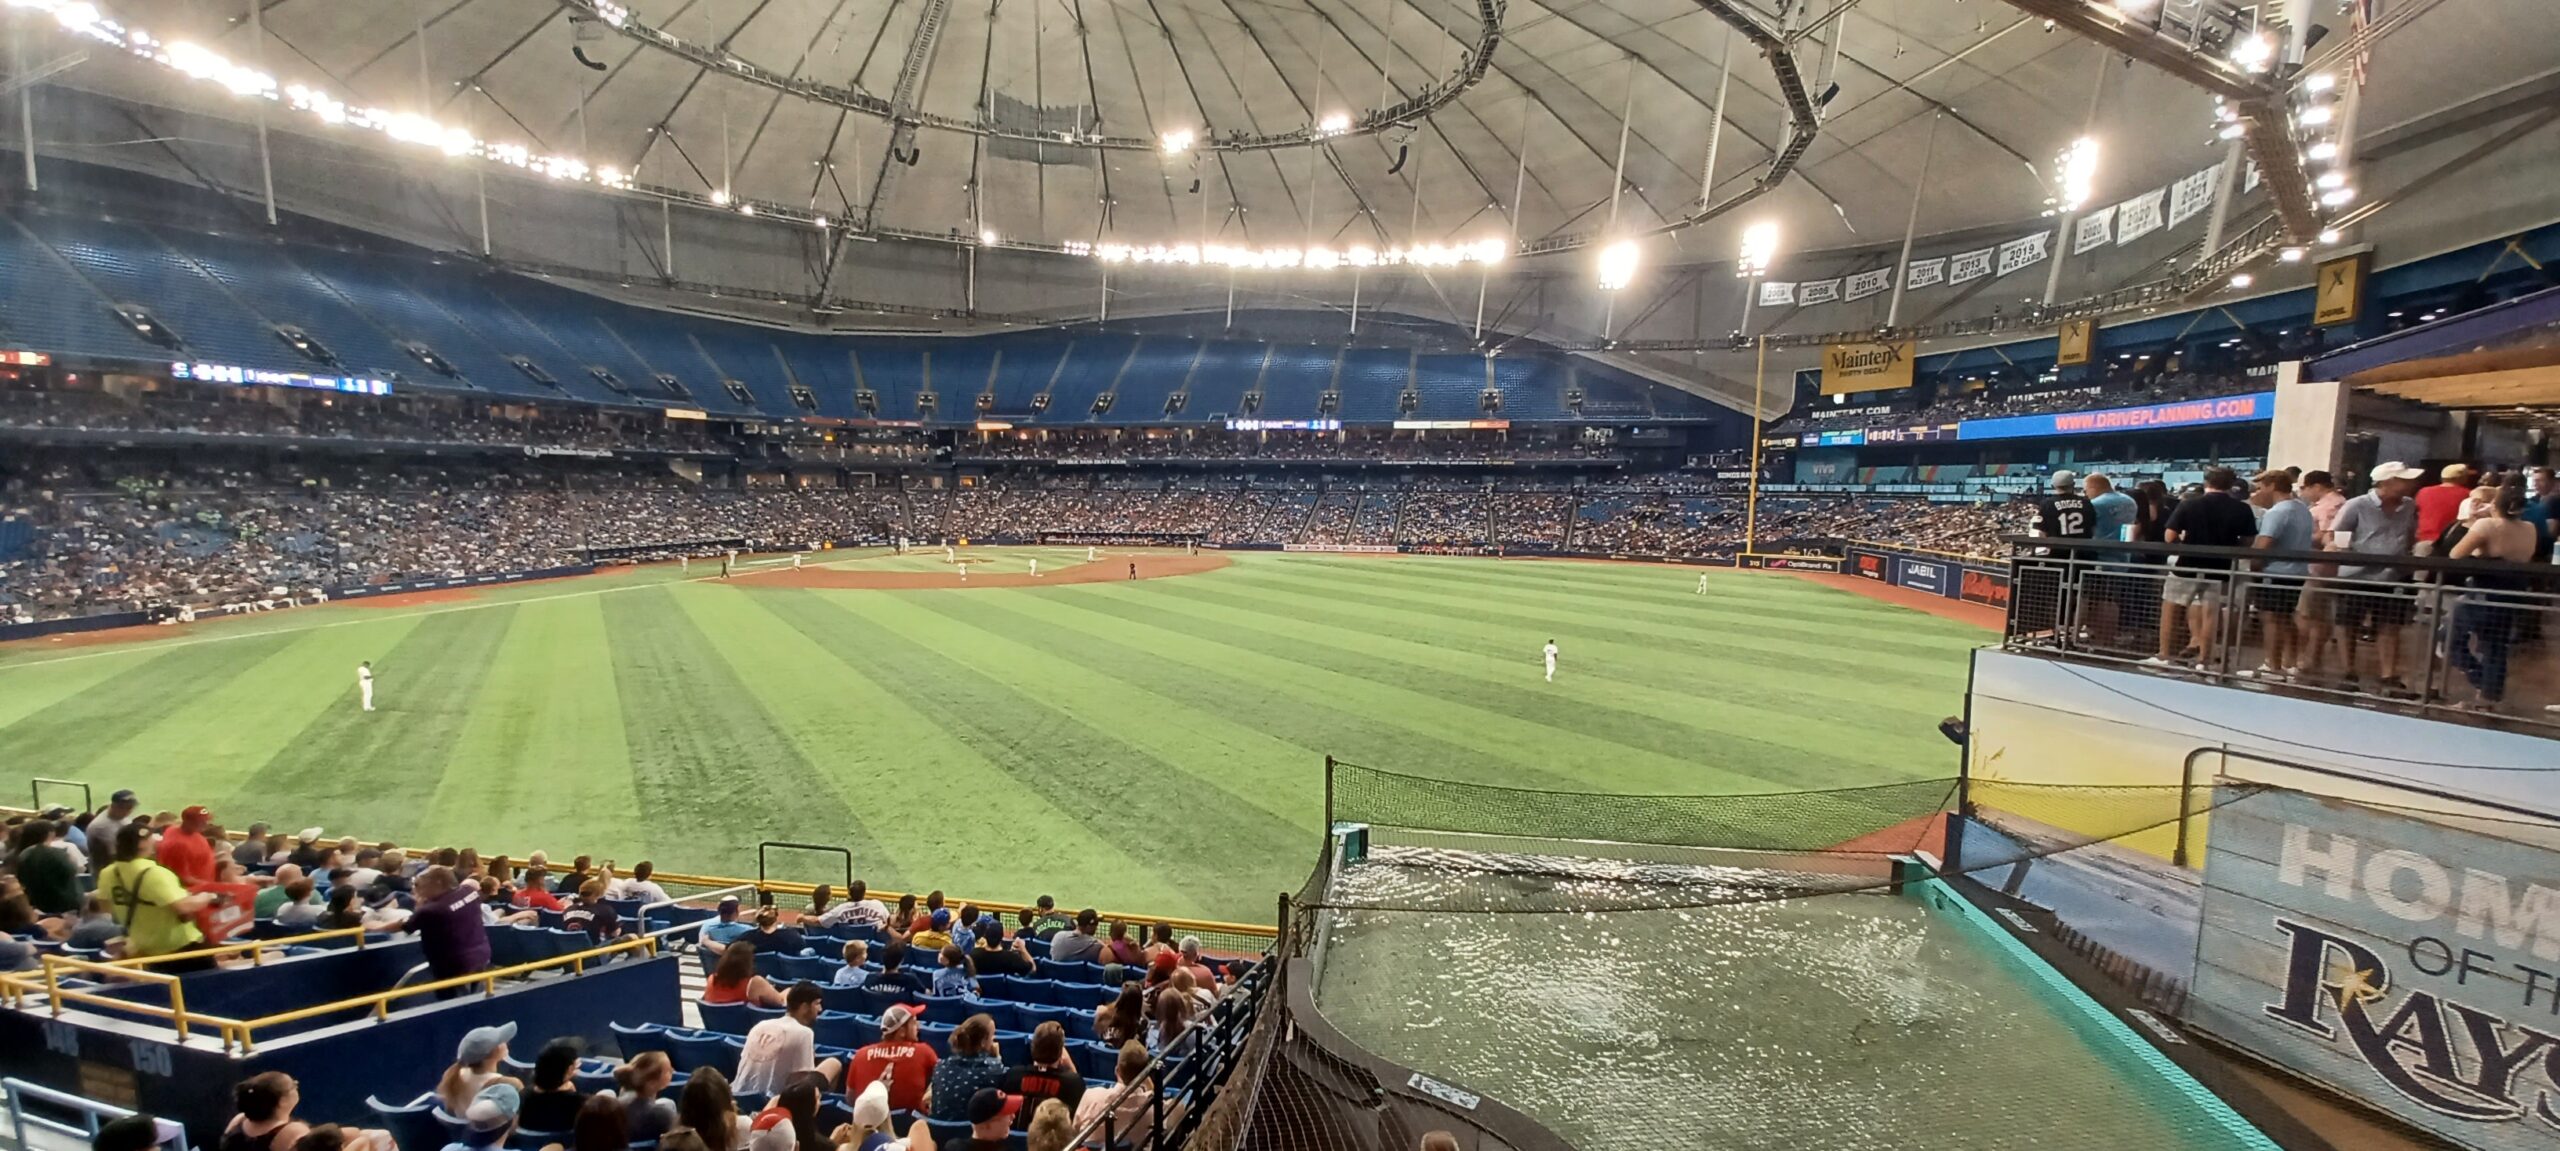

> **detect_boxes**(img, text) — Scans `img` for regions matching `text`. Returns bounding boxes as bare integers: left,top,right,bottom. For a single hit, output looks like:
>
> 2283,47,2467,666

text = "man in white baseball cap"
2327,462,2424,695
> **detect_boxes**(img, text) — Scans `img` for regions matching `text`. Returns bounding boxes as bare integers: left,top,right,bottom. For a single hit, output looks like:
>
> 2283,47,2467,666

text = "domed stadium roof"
11,0,2552,409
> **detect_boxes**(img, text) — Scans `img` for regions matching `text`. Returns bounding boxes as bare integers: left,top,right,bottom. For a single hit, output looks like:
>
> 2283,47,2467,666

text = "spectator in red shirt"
848,1004,939,1115
511,868,565,913
2415,464,2476,551
154,806,219,887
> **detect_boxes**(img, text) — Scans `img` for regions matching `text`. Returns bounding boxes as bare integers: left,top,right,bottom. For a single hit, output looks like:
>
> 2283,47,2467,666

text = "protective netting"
1313,762,2258,915
1330,760,1960,853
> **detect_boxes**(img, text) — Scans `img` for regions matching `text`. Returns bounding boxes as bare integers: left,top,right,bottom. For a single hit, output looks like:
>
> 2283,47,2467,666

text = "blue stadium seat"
1068,1040,1119,1082
365,1093,445,1151
777,953,835,984
925,1120,970,1147
667,1030,743,1078
610,1022,673,1063
917,1022,956,1056
965,998,1025,1034
810,1010,869,1051
856,987,920,1018
750,949,791,979
696,1002,765,1036
429,1107,469,1145
1038,960,1106,986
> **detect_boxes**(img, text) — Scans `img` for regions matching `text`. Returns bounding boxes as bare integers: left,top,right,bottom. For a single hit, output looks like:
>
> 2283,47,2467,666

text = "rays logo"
2265,919,2560,1130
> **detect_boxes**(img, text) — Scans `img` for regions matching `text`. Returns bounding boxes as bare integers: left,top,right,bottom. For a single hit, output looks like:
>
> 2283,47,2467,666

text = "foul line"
0,570,737,673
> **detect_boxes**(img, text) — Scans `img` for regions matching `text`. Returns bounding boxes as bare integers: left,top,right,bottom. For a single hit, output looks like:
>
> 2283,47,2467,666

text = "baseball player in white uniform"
1087,546,1097,563
946,544,957,563
358,661,375,711
1697,571,1710,594
1543,640,1559,683
1029,558,1040,578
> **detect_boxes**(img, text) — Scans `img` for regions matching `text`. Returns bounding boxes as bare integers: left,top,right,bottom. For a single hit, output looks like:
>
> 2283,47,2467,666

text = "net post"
1323,755,1337,831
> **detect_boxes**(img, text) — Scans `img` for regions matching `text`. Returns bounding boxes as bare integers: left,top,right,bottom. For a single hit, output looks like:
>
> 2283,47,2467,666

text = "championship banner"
1904,257,1946,289
1844,267,1893,301
2191,788,2560,1151
2168,164,2218,229
2057,317,2097,367
1819,339,1916,395
2244,160,2261,193
1949,247,1995,285
1995,231,2048,277
2071,206,2115,255
2115,188,2166,244
1798,278,1843,306
2314,251,2372,326
1758,280,1796,307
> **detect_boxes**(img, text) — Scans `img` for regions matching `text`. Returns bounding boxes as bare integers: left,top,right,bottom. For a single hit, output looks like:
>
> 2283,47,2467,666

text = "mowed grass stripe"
800,591,1301,919
598,587,879,875
1290,555,1990,636
230,607,520,840
1094,580,1930,788
1196,569,1962,737
664,586,923,889
935,594,1593,793
89,615,431,805
425,594,643,855
0,646,160,729
1278,557,1984,659
1035,585,1769,793
747,589,1199,912
887,594,1323,830
0,631,304,786
1208,560,1966,721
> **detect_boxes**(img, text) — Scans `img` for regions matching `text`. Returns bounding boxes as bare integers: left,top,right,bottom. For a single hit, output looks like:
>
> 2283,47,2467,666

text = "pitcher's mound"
732,550,1232,590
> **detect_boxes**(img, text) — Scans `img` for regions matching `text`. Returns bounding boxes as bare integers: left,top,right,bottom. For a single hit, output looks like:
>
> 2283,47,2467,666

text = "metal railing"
1066,957,1275,1151
2002,537,2560,729
0,927,373,1011
4,1078,189,1151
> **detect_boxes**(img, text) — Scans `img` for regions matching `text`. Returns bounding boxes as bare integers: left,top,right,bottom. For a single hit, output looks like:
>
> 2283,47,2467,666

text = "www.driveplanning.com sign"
2193,788,2560,1149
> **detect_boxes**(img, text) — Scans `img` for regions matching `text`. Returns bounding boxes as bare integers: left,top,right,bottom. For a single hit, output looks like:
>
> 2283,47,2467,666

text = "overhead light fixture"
1159,129,1195,156
2230,273,2254,288
2230,34,2273,72
2056,136,2099,211
2278,247,2305,262
710,188,731,206
1317,113,1351,137
2321,187,2356,206
1596,239,1640,291
2217,122,2246,140
738,203,754,216
2316,171,2347,189
2303,72,2336,94
2299,105,2334,127
2318,228,2341,244
980,229,999,246
1737,221,1780,278
2307,141,2338,161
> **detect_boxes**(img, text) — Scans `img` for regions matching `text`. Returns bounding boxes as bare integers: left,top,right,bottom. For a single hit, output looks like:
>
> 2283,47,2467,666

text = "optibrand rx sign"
2192,788,2560,1150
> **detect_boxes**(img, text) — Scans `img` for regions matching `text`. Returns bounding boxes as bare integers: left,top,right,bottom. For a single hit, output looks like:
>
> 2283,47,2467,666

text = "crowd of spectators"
2,788,1246,1151
5,457,2085,620
952,432,1618,464
0,385,716,454
1769,370,2265,437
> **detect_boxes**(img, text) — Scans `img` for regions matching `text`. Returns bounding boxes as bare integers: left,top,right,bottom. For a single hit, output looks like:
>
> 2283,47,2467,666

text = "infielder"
1087,546,1097,562
792,553,803,569
1543,640,1559,682
946,544,957,563
358,661,375,711
1028,558,1040,578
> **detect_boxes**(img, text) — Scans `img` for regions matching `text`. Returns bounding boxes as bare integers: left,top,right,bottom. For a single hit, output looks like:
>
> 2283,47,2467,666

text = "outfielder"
1696,571,1710,594
358,661,375,711
1543,640,1559,683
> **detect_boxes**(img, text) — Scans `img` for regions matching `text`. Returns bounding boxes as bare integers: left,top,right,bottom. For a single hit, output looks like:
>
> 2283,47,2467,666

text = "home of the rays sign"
2191,787,2560,1149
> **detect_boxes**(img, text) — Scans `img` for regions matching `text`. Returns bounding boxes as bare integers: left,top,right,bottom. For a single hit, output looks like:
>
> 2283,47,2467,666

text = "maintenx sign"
1819,339,1915,395
2192,788,2560,1149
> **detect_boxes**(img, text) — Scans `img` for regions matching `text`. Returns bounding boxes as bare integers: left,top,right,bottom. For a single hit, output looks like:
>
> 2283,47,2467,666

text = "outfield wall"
0,563,599,643
1844,542,2009,606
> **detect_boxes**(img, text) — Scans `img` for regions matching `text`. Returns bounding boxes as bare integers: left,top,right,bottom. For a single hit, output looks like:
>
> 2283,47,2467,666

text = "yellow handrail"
36,954,249,1047
0,806,1280,948
644,871,1277,943
225,934,661,1053
103,925,373,970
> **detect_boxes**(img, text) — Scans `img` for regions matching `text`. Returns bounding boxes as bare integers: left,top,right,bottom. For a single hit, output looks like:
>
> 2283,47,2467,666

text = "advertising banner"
1737,553,1843,572
1892,555,1954,597
1853,551,1887,581
2057,317,2097,367
1819,339,1917,395
2191,788,2560,1151
1960,568,2011,608
2315,252,2372,327
1957,391,2274,441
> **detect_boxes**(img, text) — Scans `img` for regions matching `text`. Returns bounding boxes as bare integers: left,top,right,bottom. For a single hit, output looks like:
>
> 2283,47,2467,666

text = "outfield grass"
0,552,1987,922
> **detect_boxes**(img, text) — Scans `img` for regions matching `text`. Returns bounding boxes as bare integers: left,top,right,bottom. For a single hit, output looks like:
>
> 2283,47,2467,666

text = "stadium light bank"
3,0,1509,270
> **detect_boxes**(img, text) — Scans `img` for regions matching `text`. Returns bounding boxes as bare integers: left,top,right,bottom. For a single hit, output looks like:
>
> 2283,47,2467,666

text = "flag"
1904,257,1947,289
1798,278,1843,305
2115,188,2166,244
1844,267,1893,301
1949,247,1994,285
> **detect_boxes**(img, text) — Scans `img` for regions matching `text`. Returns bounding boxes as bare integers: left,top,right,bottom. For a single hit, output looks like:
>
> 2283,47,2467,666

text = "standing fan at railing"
2444,484,2541,712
